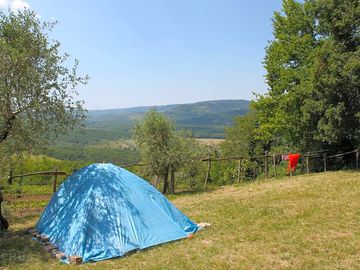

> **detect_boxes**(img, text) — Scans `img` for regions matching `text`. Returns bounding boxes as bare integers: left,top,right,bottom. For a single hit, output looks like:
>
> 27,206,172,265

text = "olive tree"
134,110,173,193
0,10,88,158
134,110,194,194
167,130,196,194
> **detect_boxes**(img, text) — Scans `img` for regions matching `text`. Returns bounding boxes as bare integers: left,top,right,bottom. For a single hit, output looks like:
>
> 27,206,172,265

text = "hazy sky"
1,0,283,109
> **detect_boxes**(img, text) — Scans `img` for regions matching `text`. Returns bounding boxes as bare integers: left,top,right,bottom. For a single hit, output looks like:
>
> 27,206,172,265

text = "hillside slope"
3,171,360,269
47,99,249,162
86,99,250,138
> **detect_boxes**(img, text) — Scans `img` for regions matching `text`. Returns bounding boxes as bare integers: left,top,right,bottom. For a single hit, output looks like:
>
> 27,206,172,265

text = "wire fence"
1,148,359,218
1,170,67,218
200,149,359,188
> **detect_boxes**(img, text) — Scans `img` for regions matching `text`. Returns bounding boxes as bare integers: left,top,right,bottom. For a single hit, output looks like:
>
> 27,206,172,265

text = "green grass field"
1,171,360,269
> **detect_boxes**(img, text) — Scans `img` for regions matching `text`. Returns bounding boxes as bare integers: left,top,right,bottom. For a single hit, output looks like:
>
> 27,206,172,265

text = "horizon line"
87,98,251,111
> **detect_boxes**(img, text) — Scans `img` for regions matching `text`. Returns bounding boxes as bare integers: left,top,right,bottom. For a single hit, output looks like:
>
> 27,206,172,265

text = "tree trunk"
0,114,16,143
170,170,175,194
154,176,160,187
0,190,9,230
162,170,169,194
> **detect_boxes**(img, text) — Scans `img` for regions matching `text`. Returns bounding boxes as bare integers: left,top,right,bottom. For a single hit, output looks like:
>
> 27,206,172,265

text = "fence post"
252,163,256,180
237,157,242,184
264,151,268,178
8,170,13,185
204,155,211,189
356,149,359,171
53,168,58,194
323,153,327,172
272,154,277,179
306,152,310,174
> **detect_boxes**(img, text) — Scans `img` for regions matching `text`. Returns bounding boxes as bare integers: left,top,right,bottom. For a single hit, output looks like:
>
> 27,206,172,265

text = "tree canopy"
0,10,88,160
221,111,262,157
133,109,196,193
252,0,360,152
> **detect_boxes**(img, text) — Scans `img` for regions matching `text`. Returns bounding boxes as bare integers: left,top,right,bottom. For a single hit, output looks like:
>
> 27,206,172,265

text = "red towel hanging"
288,153,300,173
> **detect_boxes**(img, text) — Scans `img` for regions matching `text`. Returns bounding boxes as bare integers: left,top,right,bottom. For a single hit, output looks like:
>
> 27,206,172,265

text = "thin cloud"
0,0,31,11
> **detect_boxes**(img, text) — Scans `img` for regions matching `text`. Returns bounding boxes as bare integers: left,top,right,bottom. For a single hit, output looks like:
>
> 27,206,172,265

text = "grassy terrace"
1,171,360,269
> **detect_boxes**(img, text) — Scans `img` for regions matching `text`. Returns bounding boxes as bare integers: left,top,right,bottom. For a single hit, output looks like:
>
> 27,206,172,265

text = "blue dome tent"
36,163,198,263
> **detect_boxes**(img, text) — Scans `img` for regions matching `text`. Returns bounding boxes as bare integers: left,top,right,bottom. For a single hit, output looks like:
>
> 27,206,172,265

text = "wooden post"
323,153,327,172
264,151,269,178
237,157,242,183
204,155,212,189
52,168,58,194
272,154,277,179
356,149,359,171
306,152,310,174
252,164,256,180
8,170,13,185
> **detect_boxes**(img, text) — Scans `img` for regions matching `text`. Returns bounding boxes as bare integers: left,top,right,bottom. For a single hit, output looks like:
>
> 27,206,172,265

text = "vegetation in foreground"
1,171,360,270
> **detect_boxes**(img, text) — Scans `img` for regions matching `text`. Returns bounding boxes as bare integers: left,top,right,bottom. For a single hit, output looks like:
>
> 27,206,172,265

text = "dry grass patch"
195,138,225,146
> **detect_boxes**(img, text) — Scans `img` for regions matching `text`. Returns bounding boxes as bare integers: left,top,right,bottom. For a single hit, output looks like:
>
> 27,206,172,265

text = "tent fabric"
36,163,198,263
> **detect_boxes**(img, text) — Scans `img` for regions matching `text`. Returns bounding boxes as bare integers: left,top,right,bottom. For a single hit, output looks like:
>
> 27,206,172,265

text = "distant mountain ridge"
86,99,250,138
47,99,250,163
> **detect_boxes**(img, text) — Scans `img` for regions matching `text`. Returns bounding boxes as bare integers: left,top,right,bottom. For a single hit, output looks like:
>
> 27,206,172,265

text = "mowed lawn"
1,171,360,270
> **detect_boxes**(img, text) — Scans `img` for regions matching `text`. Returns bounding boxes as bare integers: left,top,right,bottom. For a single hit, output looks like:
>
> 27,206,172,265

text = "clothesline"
200,149,358,162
